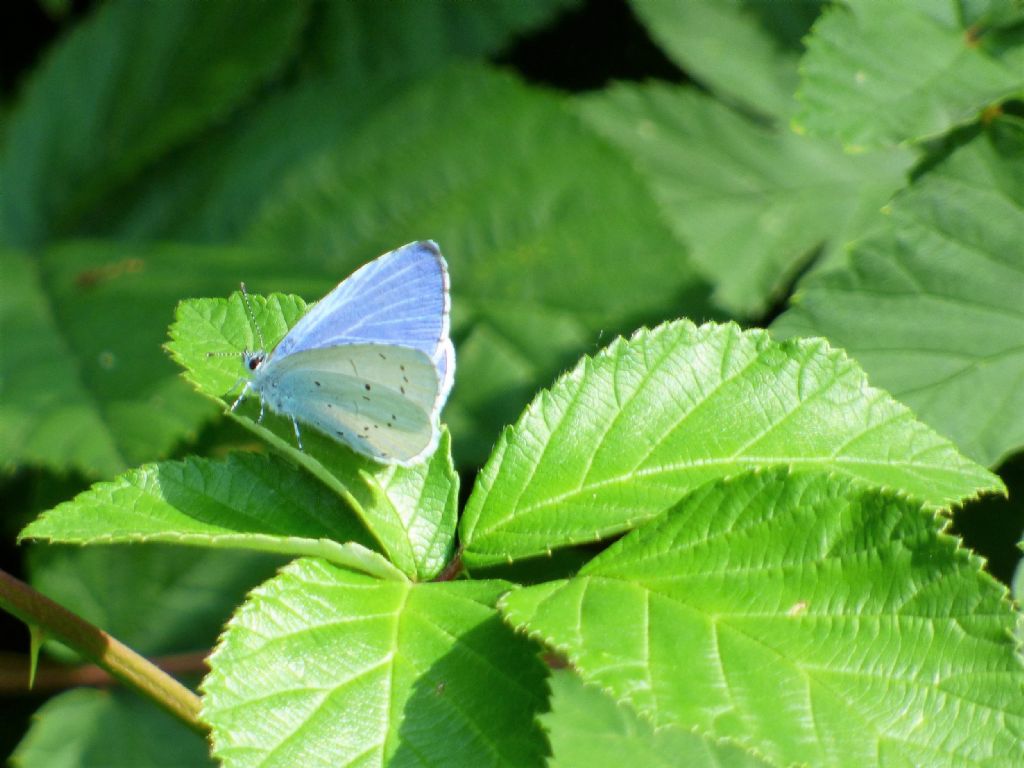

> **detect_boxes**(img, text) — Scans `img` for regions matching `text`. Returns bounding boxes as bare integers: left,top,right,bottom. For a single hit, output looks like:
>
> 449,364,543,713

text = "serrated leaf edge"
462,319,1004,558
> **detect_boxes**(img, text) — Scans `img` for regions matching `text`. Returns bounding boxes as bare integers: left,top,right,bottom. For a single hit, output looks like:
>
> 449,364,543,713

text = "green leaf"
629,0,815,119
167,292,459,581
500,469,1024,767
795,0,1024,149
1015,554,1024,603
1,0,307,247
13,544,281,764
249,66,691,328
84,77,405,244
36,0,71,21
543,669,774,768
246,64,712,463
87,0,580,243
27,544,282,658
19,452,406,581
202,559,548,767
10,688,213,768
0,241,289,477
577,82,913,316
446,302,613,464
772,120,1024,467
460,321,1002,568
304,0,580,82
1,248,125,476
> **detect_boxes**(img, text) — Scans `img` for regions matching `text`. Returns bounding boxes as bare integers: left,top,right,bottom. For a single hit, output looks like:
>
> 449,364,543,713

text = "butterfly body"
236,241,453,465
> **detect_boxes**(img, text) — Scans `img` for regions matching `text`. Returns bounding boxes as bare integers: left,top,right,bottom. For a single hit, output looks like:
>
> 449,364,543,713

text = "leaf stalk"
0,568,206,734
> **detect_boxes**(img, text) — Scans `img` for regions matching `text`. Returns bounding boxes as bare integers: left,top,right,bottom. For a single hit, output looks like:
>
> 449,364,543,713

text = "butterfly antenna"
240,282,266,351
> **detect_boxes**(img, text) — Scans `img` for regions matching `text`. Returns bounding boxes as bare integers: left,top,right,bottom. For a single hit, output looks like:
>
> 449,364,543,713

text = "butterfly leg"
292,418,304,451
258,400,265,423
224,375,246,397
230,381,253,411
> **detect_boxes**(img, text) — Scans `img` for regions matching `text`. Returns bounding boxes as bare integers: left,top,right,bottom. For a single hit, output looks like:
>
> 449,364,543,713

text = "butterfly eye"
248,355,263,371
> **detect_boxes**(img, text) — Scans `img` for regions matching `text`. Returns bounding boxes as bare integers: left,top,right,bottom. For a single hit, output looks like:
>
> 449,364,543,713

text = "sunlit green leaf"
461,321,1002,568
202,560,548,767
544,669,773,768
19,452,405,581
167,292,459,580
501,470,1024,767
247,64,712,464
773,120,1024,467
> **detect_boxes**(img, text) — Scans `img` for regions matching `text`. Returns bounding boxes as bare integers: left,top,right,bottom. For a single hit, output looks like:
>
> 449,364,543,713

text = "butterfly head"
242,349,267,374
235,281,272,378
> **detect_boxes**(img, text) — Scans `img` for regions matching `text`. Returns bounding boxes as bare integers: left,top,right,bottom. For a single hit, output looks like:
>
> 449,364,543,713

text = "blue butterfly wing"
257,241,454,462
275,239,449,355
253,344,442,464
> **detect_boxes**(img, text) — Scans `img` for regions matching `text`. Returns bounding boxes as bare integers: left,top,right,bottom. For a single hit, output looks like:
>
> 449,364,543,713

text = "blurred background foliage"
0,0,1022,763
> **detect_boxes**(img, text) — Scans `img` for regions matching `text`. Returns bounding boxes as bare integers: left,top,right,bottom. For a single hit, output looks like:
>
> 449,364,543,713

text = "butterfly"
230,241,454,466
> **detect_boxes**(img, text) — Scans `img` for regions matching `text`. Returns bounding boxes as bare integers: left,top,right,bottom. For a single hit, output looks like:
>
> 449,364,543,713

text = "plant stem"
0,650,209,694
0,568,205,734
434,551,464,581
